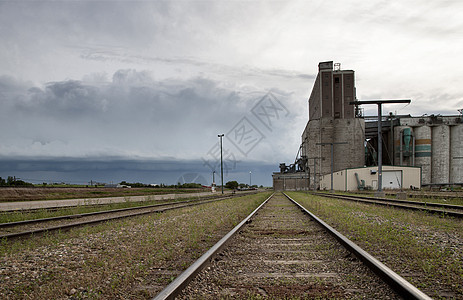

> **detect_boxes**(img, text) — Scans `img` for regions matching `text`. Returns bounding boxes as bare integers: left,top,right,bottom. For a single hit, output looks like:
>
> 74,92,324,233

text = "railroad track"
384,191,463,200
0,191,255,214
153,192,431,299
312,192,463,218
0,193,251,241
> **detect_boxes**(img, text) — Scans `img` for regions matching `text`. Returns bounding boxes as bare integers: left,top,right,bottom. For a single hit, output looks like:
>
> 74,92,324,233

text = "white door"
382,171,402,189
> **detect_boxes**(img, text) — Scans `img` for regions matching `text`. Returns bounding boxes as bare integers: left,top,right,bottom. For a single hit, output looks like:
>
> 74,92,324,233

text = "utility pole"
317,142,347,192
350,99,411,196
218,134,224,194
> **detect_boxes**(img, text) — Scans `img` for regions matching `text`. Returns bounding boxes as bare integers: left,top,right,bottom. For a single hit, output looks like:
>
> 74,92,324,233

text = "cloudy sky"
1,0,462,186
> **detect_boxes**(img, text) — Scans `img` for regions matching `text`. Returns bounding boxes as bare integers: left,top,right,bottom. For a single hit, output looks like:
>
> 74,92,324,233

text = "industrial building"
318,166,421,191
273,61,463,191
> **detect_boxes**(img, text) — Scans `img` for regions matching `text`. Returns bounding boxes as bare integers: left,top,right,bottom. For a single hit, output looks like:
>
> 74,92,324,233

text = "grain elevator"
273,61,463,191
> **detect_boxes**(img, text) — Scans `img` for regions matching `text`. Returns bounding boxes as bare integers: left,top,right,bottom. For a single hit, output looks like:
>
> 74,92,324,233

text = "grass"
0,192,271,299
287,191,463,299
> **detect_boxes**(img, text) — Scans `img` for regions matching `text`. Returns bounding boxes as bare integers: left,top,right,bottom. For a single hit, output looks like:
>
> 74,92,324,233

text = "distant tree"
119,181,149,188
225,181,238,189
0,176,34,187
180,183,203,188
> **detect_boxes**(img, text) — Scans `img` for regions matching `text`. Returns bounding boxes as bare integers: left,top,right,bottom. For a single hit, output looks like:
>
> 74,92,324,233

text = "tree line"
0,176,33,187
119,181,204,188
224,181,260,190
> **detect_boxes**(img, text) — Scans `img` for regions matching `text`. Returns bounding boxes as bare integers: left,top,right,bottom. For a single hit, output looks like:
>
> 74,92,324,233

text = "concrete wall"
273,173,310,191
308,74,321,120
319,166,421,191
432,125,450,184
450,124,463,183
302,117,365,185
333,118,365,171
414,125,432,184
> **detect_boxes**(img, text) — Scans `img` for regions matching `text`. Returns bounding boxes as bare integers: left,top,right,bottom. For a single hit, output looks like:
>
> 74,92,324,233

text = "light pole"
249,171,252,187
218,134,224,194
350,99,411,196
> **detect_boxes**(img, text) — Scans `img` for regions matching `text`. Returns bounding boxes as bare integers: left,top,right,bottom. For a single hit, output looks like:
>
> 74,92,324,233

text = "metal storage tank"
393,126,405,165
394,126,413,166
414,125,432,185
432,125,450,184
450,124,463,183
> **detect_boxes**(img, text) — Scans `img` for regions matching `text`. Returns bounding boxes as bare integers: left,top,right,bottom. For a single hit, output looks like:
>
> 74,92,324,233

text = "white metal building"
319,165,421,191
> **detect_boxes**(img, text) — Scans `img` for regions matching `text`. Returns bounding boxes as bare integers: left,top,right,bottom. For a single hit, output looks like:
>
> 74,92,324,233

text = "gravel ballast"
178,193,400,299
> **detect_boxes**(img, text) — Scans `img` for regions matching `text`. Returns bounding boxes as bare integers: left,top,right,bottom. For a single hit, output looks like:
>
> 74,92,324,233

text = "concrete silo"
450,124,463,183
432,125,450,184
414,125,432,185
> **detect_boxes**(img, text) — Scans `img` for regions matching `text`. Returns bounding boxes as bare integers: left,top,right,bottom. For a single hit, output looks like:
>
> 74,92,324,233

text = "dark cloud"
0,157,277,186
0,69,298,163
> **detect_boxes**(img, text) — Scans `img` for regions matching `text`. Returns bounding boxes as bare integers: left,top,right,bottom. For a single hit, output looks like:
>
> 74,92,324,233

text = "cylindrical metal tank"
432,125,450,184
450,124,463,184
394,126,413,166
393,126,405,165
414,126,432,185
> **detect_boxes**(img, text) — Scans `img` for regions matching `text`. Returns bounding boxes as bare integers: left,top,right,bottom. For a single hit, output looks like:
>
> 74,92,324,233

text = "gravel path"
178,193,400,299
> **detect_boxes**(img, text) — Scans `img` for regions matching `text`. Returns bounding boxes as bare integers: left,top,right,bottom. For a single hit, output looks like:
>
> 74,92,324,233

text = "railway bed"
0,194,246,241
312,192,463,217
155,193,430,299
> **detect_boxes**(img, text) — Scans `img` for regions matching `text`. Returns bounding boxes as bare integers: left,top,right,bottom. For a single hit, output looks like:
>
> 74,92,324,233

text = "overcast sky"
1,0,462,186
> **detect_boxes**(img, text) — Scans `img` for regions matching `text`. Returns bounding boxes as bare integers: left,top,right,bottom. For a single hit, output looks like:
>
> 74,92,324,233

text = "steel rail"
0,203,102,215
327,192,463,210
0,196,240,241
384,192,463,201
152,193,274,300
312,192,463,218
283,193,432,300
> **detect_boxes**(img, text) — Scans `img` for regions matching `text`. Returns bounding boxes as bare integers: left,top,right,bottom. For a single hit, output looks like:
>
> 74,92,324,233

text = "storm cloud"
1,0,462,185
0,70,299,163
